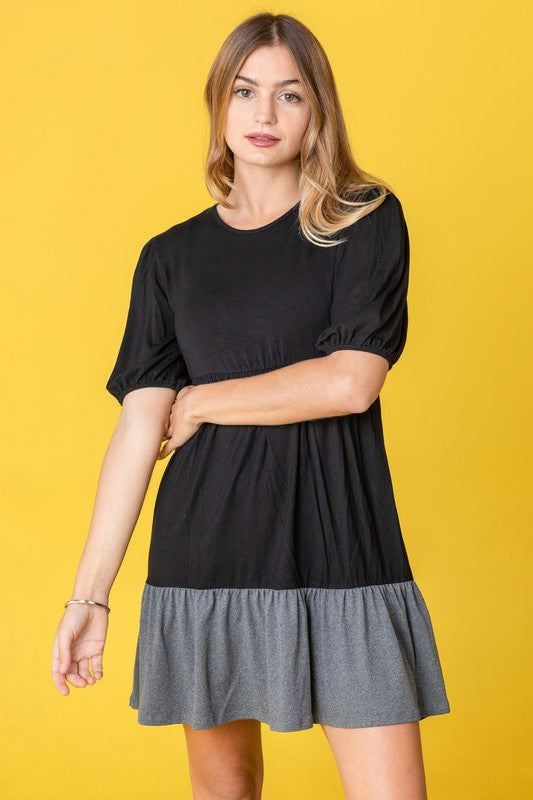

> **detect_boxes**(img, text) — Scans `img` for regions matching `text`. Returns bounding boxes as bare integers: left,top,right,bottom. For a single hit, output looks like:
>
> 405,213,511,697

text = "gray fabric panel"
128,580,451,732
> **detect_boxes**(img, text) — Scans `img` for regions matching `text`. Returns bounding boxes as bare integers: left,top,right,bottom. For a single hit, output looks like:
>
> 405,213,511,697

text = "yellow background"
1,1,531,798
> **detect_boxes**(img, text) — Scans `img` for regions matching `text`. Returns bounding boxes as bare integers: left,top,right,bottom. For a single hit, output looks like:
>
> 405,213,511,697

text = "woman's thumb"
57,638,71,672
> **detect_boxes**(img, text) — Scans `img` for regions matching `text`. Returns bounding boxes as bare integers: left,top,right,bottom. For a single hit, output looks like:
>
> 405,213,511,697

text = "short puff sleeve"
315,191,409,371
106,237,191,405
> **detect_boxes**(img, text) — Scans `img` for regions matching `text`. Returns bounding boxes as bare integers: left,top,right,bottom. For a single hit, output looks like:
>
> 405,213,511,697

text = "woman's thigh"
321,720,427,800
182,718,264,800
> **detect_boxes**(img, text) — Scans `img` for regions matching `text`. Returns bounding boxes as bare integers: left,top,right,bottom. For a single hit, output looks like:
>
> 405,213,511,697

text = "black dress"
106,189,451,731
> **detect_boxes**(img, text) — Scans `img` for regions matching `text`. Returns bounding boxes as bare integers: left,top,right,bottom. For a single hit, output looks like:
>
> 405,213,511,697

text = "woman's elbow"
326,351,388,414
343,382,376,414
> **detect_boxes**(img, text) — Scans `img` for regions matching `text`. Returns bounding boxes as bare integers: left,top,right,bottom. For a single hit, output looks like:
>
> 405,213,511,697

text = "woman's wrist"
182,384,205,426
65,598,110,613
70,586,110,605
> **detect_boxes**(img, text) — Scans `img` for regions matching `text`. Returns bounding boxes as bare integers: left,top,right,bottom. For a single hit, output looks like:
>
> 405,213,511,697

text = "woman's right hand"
158,384,203,460
51,604,109,695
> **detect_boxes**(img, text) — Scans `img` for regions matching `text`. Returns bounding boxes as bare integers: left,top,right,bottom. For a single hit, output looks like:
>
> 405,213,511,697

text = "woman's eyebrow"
234,74,301,87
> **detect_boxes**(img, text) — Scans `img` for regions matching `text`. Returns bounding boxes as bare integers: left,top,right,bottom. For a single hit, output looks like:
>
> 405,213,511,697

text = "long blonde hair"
204,12,394,248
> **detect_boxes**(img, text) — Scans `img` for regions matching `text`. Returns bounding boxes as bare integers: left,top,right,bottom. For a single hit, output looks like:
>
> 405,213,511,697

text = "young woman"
52,13,450,800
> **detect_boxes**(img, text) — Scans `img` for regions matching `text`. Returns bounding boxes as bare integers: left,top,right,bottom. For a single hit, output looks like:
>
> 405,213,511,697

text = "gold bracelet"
64,599,111,613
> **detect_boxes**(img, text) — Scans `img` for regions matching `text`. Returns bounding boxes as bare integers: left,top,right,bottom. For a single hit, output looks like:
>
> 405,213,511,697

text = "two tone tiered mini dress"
106,189,451,731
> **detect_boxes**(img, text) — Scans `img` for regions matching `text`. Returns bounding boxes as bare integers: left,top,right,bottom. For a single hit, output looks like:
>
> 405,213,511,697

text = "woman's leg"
321,720,428,800
182,719,264,800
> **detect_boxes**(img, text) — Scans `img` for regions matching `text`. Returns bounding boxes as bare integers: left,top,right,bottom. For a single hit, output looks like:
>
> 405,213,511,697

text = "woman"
52,13,450,800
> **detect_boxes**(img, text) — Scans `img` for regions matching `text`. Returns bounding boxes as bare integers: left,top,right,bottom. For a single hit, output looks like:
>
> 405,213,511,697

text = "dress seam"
191,359,316,382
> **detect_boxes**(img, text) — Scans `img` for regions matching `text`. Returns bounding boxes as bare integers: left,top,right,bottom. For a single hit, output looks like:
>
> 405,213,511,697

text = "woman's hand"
157,384,203,460
51,605,109,696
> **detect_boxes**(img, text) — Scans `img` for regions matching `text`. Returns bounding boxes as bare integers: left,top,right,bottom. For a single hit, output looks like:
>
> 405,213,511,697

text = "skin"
51,43,428,800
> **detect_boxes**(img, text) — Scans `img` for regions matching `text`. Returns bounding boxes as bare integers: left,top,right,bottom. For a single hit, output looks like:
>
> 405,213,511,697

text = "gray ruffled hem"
128,580,451,732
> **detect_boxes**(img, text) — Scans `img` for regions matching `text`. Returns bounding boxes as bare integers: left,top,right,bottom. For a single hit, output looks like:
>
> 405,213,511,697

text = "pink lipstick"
246,132,280,148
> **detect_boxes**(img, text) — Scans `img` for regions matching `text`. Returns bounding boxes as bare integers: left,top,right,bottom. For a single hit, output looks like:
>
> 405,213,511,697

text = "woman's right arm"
51,386,177,696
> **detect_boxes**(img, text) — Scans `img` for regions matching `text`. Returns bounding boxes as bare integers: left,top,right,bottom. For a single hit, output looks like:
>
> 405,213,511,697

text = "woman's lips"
246,135,280,148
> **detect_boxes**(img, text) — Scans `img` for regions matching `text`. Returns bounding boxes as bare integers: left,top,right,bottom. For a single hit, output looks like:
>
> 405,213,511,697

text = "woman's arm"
68,387,178,604
182,349,389,429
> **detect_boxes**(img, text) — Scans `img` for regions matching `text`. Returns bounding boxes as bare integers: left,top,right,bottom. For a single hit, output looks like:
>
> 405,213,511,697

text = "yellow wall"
1,1,531,798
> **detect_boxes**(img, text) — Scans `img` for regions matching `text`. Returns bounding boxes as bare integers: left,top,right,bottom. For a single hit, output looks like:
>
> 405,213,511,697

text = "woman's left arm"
181,349,388,427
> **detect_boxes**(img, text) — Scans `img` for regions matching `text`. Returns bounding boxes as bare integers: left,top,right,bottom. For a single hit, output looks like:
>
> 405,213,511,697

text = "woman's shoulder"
339,187,406,243
145,205,214,254
353,186,403,220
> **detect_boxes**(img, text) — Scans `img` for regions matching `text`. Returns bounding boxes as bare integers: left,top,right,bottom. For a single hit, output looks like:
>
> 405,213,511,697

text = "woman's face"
225,44,312,169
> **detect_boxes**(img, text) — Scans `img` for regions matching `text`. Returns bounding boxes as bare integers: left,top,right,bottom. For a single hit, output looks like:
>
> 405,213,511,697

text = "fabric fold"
129,579,450,732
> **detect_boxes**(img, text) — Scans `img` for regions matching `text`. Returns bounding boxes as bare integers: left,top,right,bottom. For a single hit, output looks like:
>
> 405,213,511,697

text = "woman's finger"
77,657,95,685
91,653,104,680
65,662,88,688
157,440,172,460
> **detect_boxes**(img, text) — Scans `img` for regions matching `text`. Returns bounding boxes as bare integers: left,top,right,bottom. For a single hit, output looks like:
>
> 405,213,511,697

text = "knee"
199,771,260,800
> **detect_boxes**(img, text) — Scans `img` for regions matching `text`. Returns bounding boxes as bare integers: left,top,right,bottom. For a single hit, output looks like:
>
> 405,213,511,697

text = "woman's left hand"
157,385,203,460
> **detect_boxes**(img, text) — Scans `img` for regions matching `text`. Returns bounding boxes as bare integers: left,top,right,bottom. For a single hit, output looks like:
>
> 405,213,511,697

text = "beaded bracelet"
64,599,111,613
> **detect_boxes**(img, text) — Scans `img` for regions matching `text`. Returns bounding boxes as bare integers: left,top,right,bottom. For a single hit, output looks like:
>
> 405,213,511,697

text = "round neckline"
209,200,300,234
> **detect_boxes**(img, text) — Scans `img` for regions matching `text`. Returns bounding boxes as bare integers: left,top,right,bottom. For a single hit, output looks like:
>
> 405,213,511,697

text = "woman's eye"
233,88,301,103
281,92,301,103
